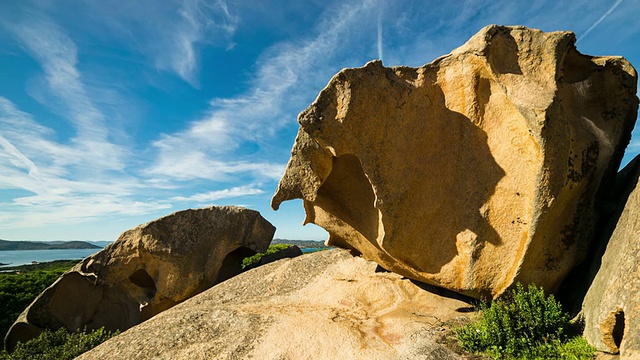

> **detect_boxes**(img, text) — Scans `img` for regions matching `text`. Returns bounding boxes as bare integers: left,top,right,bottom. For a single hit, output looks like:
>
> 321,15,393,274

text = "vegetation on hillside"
457,283,595,359
0,327,118,360
241,244,292,269
0,261,78,343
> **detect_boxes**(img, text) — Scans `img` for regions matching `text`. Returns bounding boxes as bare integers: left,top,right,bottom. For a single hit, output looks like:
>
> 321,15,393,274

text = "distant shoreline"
0,259,80,272
271,239,327,248
0,240,102,251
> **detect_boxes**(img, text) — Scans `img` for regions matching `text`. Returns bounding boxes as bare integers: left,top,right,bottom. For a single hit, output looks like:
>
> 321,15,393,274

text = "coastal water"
301,247,328,253
0,247,326,267
0,249,102,267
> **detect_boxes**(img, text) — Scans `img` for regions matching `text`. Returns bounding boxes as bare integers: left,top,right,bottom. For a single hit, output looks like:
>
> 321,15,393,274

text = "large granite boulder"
271,25,638,299
582,155,640,357
5,206,275,350
77,249,475,360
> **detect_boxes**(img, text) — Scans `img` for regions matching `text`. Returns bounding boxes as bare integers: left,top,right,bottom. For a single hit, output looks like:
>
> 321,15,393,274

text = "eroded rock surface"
272,25,638,299
5,206,275,350
582,155,640,358
77,249,475,360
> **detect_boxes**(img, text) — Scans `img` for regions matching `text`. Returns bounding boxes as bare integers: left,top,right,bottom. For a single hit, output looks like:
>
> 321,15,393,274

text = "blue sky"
0,0,638,242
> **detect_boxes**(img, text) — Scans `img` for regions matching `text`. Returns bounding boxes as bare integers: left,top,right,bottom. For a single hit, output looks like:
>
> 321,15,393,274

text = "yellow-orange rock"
272,25,638,299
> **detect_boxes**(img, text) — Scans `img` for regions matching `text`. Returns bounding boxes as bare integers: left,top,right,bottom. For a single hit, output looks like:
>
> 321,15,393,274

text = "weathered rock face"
582,155,640,357
5,206,275,350
272,25,638,299
77,249,475,360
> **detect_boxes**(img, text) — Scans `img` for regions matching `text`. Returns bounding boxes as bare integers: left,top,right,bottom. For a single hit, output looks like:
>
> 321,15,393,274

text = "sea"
0,249,102,267
301,247,329,253
0,247,329,267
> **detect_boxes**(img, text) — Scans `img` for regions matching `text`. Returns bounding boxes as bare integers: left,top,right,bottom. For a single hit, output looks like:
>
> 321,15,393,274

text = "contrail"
578,0,624,41
377,13,383,62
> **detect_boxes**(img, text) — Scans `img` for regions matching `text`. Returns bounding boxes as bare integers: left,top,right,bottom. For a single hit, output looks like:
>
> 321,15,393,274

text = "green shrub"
0,261,77,341
457,283,595,359
0,327,118,360
241,244,292,269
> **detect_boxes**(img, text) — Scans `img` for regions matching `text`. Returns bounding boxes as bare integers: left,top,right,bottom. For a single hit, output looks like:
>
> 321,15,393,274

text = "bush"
0,327,118,360
0,261,77,341
457,283,595,359
241,244,292,269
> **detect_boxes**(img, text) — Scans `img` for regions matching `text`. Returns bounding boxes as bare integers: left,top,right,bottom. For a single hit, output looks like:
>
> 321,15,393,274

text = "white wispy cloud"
0,97,171,229
0,97,73,180
147,1,381,182
82,0,239,86
0,2,269,234
1,195,171,229
146,151,285,182
168,0,239,85
0,134,41,180
4,14,125,172
171,185,264,202
0,14,170,228
578,0,624,41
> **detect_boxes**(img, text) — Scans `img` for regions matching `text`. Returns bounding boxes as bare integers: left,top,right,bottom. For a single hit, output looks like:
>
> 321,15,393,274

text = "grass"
456,283,596,359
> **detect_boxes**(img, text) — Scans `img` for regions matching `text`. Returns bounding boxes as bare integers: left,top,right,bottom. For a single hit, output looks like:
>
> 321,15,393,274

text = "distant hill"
271,238,327,248
88,241,112,248
0,240,102,251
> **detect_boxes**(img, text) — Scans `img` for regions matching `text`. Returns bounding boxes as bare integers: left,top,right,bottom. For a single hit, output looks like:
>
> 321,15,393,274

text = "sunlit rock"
272,25,638,299
77,249,472,360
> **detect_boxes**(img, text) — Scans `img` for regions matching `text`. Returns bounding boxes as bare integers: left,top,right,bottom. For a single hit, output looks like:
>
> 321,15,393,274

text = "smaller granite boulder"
5,206,275,350
582,156,640,357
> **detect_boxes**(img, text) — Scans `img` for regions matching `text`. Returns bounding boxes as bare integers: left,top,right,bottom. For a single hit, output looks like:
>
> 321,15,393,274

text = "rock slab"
77,249,475,360
582,156,640,358
5,206,275,350
272,25,638,299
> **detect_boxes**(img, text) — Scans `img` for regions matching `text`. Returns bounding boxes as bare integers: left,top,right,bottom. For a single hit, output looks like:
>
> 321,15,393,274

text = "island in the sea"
0,239,102,251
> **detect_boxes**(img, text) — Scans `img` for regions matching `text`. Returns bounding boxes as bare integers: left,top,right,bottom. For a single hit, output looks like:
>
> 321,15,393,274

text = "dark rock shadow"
409,279,479,309
392,83,506,275
486,28,523,75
